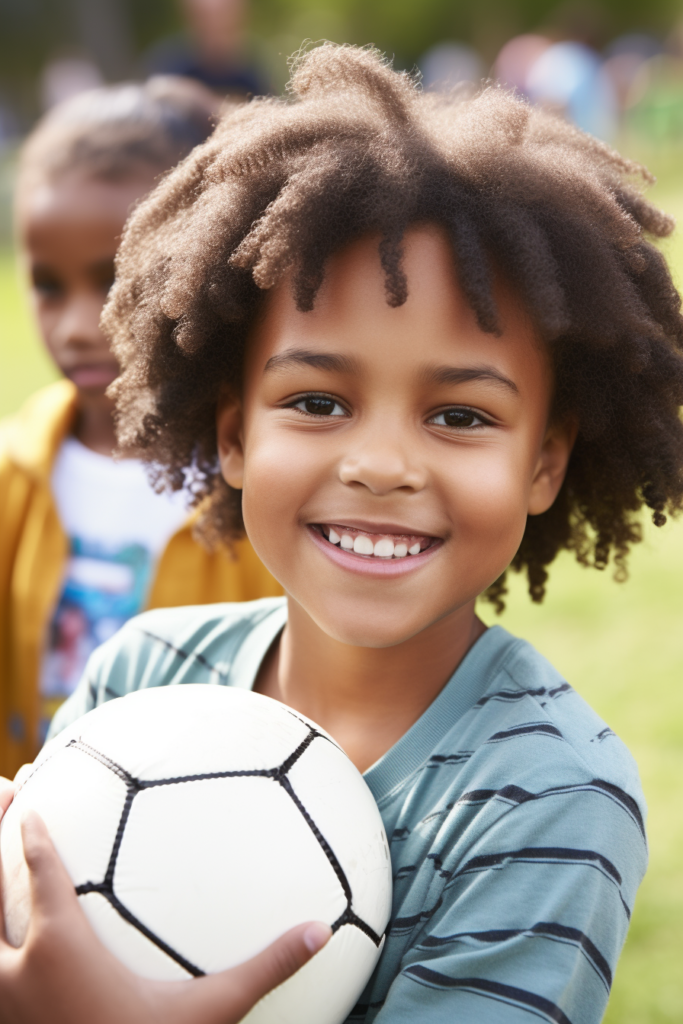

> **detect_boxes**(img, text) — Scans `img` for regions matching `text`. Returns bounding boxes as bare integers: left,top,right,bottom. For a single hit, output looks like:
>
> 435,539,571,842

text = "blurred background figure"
525,40,618,139
0,76,281,780
145,0,266,97
602,32,660,110
420,41,484,90
40,58,104,111
1,0,683,146
493,34,552,97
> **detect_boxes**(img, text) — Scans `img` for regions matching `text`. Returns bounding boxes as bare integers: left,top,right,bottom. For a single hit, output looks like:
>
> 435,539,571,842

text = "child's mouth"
315,524,435,559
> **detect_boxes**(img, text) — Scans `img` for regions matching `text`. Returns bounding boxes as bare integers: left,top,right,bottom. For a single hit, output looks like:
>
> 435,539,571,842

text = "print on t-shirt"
41,437,189,740
40,537,154,738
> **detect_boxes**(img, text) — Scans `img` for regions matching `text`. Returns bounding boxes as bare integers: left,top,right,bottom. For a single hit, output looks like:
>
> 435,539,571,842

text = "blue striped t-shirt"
48,597,647,1024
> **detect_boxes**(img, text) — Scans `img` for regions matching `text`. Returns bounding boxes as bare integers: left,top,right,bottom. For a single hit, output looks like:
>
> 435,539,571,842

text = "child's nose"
338,433,427,496
55,294,107,351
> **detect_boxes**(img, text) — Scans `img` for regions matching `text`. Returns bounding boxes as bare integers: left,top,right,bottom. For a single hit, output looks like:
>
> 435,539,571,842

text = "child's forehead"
247,224,548,392
257,225,535,350
17,171,155,243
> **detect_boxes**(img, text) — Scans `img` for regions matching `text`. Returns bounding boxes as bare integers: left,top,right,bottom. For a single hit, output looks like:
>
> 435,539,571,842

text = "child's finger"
20,811,80,927
162,921,332,1024
228,920,332,1004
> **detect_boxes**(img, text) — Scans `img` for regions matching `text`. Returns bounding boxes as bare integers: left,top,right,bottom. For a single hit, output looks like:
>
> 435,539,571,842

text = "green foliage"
248,0,683,75
2,0,683,120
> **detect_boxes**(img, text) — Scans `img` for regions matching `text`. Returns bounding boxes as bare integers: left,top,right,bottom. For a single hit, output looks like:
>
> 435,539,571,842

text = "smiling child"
0,76,281,777
2,43,683,1024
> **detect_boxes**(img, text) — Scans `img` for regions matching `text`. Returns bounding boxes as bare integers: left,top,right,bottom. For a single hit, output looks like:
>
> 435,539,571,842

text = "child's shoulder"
47,598,288,739
369,624,643,816
477,627,642,798
0,380,77,477
94,597,287,691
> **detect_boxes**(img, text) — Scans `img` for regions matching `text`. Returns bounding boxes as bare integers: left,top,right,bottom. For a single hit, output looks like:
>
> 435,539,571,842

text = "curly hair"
103,43,683,610
18,76,221,193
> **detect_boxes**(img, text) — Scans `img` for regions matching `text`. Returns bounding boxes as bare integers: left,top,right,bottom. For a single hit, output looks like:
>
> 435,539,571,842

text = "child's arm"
365,782,645,1024
0,812,330,1024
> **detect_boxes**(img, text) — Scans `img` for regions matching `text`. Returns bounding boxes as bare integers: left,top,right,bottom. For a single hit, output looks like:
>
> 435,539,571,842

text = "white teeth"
373,538,394,558
353,535,375,555
326,527,427,559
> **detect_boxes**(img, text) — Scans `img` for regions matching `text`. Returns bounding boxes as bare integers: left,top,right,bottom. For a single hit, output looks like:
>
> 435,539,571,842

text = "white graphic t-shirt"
40,438,189,736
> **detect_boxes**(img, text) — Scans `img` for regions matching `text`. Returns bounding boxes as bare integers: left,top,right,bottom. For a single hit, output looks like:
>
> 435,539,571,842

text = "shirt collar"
363,625,523,804
229,600,522,806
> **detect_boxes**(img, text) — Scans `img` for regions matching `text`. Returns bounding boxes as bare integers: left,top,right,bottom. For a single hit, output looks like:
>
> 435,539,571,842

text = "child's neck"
254,599,486,773
72,394,118,457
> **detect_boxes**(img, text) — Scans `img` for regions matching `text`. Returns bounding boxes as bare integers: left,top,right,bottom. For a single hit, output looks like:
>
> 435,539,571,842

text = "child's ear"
216,396,245,490
527,418,577,516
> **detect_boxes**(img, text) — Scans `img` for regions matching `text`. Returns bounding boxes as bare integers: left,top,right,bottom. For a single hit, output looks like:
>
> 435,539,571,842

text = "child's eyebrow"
263,349,518,396
263,349,360,375
421,364,519,395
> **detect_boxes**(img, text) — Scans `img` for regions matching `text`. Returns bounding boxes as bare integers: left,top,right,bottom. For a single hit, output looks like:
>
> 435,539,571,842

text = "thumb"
227,921,332,1008
166,921,332,1024
21,811,80,926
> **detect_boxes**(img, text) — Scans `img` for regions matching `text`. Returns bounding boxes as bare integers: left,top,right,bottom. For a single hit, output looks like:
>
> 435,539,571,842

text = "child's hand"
0,811,331,1024
0,777,14,816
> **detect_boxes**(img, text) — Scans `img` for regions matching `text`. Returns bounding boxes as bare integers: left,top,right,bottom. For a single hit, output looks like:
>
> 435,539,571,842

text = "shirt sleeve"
365,779,647,1024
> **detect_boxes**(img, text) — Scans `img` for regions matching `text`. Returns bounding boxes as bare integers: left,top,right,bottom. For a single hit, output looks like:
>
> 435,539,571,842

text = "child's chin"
310,605,430,650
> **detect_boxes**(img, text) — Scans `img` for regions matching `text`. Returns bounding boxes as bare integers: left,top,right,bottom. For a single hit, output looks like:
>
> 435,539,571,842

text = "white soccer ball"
0,685,392,1024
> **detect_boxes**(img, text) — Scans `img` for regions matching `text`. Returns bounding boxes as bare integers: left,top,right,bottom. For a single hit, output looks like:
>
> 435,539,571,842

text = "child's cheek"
240,424,326,571
31,296,58,351
439,447,534,585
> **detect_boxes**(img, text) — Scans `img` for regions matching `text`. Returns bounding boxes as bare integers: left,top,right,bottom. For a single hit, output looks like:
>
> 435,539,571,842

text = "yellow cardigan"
0,380,282,778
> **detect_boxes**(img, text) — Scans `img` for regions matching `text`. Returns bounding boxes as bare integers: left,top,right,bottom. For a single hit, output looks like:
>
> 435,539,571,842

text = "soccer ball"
0,685,392,1024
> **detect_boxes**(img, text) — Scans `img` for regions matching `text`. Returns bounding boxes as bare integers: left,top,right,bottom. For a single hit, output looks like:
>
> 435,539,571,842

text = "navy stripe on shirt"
418,779,645,837
476,682,572,707
418,922,613,991
404,965,575,1024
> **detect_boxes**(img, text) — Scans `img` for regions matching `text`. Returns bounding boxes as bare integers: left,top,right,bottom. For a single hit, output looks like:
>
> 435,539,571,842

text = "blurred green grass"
479,525,683,1023
482,178,683,1022
1,177,682,1022
0,249,57,414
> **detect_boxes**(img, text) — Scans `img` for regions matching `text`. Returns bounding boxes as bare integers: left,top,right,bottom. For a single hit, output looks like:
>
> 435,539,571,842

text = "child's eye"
93,260,116,296
291,394,348,417
32,275,64,299
428,407,487,428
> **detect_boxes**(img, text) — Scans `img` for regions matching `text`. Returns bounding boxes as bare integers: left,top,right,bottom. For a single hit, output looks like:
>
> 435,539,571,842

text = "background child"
0,76,281,778
3,43,683,1024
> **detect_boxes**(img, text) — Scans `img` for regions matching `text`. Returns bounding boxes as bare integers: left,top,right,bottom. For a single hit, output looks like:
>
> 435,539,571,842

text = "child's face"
17,172,154,399
218,225,573,648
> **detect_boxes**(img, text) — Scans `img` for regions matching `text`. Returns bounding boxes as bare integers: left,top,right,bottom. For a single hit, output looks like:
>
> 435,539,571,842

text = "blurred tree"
0,0,181,129
1,0,682,126
250,0,683,72
0,0,68,126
